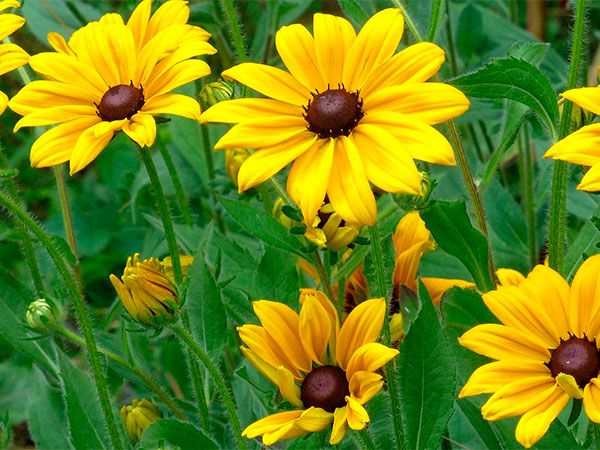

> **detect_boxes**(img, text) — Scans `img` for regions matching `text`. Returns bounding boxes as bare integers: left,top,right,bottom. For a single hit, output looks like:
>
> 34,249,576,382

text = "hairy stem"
219,0,248,63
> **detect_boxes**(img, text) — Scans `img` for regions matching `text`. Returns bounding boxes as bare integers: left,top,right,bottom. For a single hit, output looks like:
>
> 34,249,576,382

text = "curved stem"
391,0,422,41
219,0,248,63
0,190,124,450
548,0,587,273
312,251,335,302
53,324,186,420
139,149,183,286
172,324,247,450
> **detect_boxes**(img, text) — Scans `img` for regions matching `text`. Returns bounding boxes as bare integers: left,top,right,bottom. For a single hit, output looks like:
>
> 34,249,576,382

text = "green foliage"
139,419,218,449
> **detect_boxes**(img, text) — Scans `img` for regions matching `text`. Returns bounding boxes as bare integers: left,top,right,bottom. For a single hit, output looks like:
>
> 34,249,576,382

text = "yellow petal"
421,277,475,305
200,98,302,124
336,298,385,370
458,323,550,361
496,268,525,287
0,13,25,41
0,1,21,13
213,116,307,150
275,23,326,92
342,8,404,91
122,113,156,148
0,43,28,76
583,378,600,422
237,133,317,192
345,396,369,430
544,123,600,166
146,0,191,39
242,410,305,444
14,105,97,131
364,82,470,125
329,407,348,445
9,80,97,116
345,342,398,381
238,324,298,377
327,136,376,226
361,42,445,97
555,373,583,399
299,293,332,365
348,371,383,403
223,63,310,106
294,407,334,432
514,387,569,448
561,86,600,116
142,93,201,121
126,0,151,51
109,274,136,319
578,164,600,192
47,32,74,56
313,13,356,86
299,289,340,365
0,90,7,115
390,312,404,342
145,59,211,98
286,138,335,224
361,111,456,165
459,359,549,398
351,124,422,194
69,120,125,174
569,254,600,337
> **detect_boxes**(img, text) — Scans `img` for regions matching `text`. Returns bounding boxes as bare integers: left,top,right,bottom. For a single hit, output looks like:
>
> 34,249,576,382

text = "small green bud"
26,299,57,330
199,80,234,109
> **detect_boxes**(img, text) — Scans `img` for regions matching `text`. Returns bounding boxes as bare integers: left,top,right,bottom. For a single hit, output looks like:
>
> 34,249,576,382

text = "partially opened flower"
238,289,398,445
459,255,600,448
201,9,469,226
304,201,360,251
345,211,474,340
544,75,600,190
9,0,215,174
120,399,161,443
0,0,28,114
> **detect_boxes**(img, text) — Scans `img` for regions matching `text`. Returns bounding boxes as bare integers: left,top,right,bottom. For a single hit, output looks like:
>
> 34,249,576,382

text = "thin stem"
521,125,537,267
336,274,346,322
0,190,124,450
219,0,248,63
312,251,335,302
444,2,459,76
367,226,405,450
391,0,422,41
53,165,82,289
200,125,226,233
548,0,587,273
139,149,183,286
426,0,444,42
53,324,186,420
267,176,294,207
156,137,193,227
172,324,247,450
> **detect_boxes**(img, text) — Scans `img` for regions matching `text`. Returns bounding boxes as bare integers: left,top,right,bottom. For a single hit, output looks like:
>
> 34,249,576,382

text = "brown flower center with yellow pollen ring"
548,335,600,387
303,87,364,138
300,365,349,412
97,84,145,122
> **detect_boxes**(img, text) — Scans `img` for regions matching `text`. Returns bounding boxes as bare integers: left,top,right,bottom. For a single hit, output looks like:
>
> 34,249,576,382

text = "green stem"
0,190,124,450
139,149,183,286
156,137,193,227
356,429,378,450
267,176,294,207
444,1,459,76
522,125,537,267
367,226,405,450
312,251,335,302
53,324,186,420
219,0,248,63
200,125,226,233
426,0,444,42
172,324,247,450
548,0,587,273
391,0,422,41
53,165,82,289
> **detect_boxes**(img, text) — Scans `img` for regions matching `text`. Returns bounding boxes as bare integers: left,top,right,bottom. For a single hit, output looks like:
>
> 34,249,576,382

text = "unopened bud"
26,299,58,330
120,399,161,443
304,203,360,251
199,80,233,109
225,148,249,186
272,198,295,229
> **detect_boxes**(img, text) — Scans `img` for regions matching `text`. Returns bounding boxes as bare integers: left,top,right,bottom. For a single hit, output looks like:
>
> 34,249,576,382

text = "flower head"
109,253,193,326
9,0,216,174
201,9,469,227
120,398,161,443
459,255,600,448
238,289,398,445
0,0,28,114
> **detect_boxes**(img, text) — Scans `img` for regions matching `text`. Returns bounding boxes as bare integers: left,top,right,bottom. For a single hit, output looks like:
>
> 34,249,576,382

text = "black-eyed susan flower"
0,0,28,114
201,9,469,227
109,253,193,326
459,255,600,448
345,211,474,340
238,289,398,445
120,398,161,443
544,75,600,190
9,0,215,174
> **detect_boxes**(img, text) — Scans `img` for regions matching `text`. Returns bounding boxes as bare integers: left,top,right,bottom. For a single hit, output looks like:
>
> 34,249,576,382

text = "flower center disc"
304,88,364,138
301,365,349,412
97,84,145,121
549,336,600,387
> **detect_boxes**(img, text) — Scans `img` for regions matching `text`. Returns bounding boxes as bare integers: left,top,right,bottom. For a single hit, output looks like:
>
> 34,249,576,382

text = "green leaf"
449,397,508,449
421,201,493,291
58,353,110,450
218,196,306,258
508,42,550,67
399,283,456,450
565,205,600,280
451,58,559,138
337,0,370,27
139,419,218,450
363,230,395,300
532,420,583,449
185,256,227,359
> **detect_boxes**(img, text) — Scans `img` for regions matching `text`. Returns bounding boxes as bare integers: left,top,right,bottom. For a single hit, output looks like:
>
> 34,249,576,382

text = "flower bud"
109,253,193,326
304,203,360,251
225,148,249,186
26,299,58,330
199,80,233,109
272,198,295,229
120,399,161,443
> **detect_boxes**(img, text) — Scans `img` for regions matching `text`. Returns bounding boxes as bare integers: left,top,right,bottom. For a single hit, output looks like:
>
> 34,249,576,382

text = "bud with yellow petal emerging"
26,298,59,330
225,148,249,186
199,80,233,109
304,203,360,251
120,399,161,443
109,253,193,327
272,198,295,229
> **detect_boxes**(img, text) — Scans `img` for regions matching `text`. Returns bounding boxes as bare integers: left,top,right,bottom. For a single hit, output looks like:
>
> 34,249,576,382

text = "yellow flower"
304,202,360,251
459,255,600,448
9,0,216,174
225,148,250,186
544,80,600,190
0,0,28,115
345,211,475,340
201,9,469,227
120,398,161,443
109,253,193,326
238,289,398,445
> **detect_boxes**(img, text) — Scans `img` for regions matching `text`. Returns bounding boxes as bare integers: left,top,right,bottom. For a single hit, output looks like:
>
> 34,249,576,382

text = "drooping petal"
561,86,600,116
142,93,201,121
299,293,332,365
578,164,600,192
336,298,385,370
345,342,398,381
223,63,310,106
544,123,600,166
345,396,370,430
421,277,475,305
583,378,600,422
313,13,356,86
329,407,348,445
496,268,526,287
214,116,307,150
122,113,156,148
200,98,302,124
327,136,376,226
569,254,600,337
238,324,298,377
299,289,340,364
342,8,404,91
361,42,445,97
0,13,24,41
146,0,191,39
47,32,74,56
69,119,126,174
348,371,383,404
0,42,28,76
